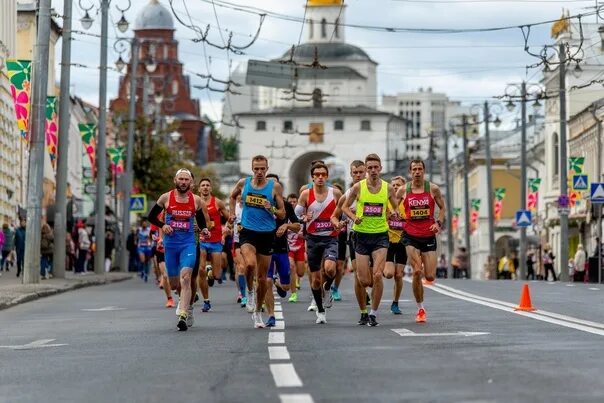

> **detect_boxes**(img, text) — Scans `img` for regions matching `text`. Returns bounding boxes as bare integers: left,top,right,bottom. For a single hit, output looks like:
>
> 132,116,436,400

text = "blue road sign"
515,210,532,228
558,194,569,208
572,175,589,190
130,194,147,213
591,183,604,204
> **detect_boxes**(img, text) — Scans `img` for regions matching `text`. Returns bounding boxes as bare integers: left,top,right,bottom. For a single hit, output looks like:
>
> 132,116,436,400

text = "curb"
0,275,133,311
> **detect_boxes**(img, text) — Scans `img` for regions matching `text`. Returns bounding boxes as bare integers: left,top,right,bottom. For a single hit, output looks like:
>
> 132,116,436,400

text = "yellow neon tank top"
353,179,389,234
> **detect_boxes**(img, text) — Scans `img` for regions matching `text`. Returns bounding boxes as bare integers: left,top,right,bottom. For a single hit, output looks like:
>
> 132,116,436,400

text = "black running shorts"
402,233,437,253
386,242,407,264
239,228,275,256
354,232,389,256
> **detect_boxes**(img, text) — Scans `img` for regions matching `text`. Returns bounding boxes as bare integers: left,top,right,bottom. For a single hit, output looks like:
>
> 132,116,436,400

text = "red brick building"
109,0,216,164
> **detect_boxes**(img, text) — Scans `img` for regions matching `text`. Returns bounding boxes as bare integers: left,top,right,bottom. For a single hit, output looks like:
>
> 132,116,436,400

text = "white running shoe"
307,299,318,312
253,311,265,328
186,306,194,328
246,291,255,313
315,311,327,324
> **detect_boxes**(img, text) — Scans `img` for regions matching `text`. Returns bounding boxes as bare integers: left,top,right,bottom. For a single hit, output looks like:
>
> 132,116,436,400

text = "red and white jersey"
287,228,305,251
306,187,338,237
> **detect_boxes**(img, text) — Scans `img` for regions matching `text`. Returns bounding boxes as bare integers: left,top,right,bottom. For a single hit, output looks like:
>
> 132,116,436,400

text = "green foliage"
216,132,238,161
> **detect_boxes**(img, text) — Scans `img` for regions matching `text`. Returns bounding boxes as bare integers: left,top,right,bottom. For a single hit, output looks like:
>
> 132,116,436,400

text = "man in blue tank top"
229,155,286,328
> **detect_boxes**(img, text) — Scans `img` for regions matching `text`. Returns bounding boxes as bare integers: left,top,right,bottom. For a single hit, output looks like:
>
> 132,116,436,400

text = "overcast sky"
52,0,603,124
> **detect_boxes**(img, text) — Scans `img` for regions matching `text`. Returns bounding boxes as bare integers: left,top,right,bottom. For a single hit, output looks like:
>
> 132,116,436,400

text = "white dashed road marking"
269,346,291,360
270,363,303,387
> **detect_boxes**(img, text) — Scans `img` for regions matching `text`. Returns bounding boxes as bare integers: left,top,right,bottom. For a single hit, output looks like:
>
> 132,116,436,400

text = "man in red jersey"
197,178,229,313
398,160,446,324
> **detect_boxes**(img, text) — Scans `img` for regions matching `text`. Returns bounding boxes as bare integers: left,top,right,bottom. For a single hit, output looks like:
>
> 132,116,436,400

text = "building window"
321,18,327,38
553,132,559,176
172,79,178,95
256,121,267,131
334,120,344,131
361,120,371,131
283,120,293,132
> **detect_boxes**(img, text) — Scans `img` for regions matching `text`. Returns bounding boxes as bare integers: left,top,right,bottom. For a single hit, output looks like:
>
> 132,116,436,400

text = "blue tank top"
241,177,276,232
137,228,151,248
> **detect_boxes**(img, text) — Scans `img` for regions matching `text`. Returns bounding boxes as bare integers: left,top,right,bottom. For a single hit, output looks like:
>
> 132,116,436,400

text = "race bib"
170,220,191,231
410,208,430,220
314,219,334,232
363,203,383,217
245,193,268,208
388,219,404,230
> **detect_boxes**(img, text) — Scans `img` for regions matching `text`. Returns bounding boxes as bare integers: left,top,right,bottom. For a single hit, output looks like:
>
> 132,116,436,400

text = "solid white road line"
269,346,291,360
589,287,600,291
424,283,604,336
273,320,285,330
392,328,490,337
279,394,314,403
270,363,303,387
269,332,285,344
275,311,284,320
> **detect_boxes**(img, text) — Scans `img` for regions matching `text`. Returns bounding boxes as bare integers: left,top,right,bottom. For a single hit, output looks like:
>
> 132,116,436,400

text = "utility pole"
462,114,472,278
483,101,495,266
53,0,73,279
598,117,602,284
94,0,109,275
559,43,569,282
519,82,528,280
120,38,139,273
23,0,52,284
444,128,454,278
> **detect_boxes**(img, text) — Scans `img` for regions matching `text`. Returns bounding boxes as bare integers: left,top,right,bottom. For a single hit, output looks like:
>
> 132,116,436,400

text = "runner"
331,160,368,321
265,174,300,327
137,220,153,282
286,193,306,303
232,195,247,307
342,154,400,327
399,159,446,323
148,168,211,331
229,155,285,328
197,178,229,313
296,162,343,324
332,183,346,302
384,176,407,315
151,216,174,308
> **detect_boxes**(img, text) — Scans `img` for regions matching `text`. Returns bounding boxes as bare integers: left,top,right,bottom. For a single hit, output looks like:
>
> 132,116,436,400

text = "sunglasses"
313,172,328,178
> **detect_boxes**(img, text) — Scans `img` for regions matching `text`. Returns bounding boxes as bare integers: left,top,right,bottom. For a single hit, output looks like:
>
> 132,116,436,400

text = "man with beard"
229,155,285,328
148,169,211,331
197,178,229,313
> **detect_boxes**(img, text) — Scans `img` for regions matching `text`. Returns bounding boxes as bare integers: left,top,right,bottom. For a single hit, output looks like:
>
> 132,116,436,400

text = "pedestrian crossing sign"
130,194,147,213
572,175,588,190
515,210,532,228
591,183,604,204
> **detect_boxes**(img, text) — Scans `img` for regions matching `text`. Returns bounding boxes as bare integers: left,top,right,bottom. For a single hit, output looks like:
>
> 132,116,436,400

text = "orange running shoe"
415,308,427,323
422,279,434,286
166,297,174,308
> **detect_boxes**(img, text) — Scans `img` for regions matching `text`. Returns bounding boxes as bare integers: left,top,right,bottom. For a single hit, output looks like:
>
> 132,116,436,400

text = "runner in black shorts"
384,176,407,315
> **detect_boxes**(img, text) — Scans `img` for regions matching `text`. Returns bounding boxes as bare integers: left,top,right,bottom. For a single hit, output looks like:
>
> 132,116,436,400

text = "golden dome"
307,0,344,6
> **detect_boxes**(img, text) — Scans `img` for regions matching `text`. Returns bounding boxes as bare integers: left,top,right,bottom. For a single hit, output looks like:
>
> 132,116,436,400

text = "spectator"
127,227,137,272
1,223,15,272
573,244,586,282
543,244,557,281
455,247,469,279
40,222,54,279
105,230,115,272
66,232,76,272
76,222,91,274
0,228,4,275
14,219,26,277
526,249,536,280
498,254,515,280
436,253,447,278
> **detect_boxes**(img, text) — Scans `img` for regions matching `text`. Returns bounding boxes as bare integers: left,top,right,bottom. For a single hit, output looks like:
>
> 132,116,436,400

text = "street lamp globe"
532,98,542,110
494,116,502,128
154,93,164,104
145,59,157,73
170,131,182,142
115,56,126,73
117,14,129,33
506,100,515,112
80,11,94,30
572,63,583,79
599,25,604,47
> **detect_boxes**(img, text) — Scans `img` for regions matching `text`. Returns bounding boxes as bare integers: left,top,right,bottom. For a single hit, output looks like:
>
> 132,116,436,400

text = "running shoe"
315,311,327,324
166,297,174,308
274,281,287,298
253,311,265,328
202,300,212,312
422,278,435,286
187,306,194,327
177,313,188,331
324,287,334,309
246,291,255,313
240,296,248,308
390,301,402,315
288,292,298,303
237,293,242,304
206,265,214,287
331,287,342,301
415,308,427,323
307,299,318,312
368,314,379,327
265,316,276,327
357,313,369,326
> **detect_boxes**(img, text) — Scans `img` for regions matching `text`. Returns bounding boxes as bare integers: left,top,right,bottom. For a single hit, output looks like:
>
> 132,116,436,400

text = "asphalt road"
0,275,603,403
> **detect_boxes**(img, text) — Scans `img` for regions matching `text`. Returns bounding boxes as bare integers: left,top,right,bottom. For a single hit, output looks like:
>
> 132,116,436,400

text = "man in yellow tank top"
342,154,400,327
384,176,407,316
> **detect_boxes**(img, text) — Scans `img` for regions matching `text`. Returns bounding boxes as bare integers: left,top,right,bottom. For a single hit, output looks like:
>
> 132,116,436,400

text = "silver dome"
134,0,174,31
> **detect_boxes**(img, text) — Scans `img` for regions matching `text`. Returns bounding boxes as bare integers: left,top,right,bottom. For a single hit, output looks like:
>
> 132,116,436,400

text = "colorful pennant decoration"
6,60,32,142
45,96,58,170
79,123,97,177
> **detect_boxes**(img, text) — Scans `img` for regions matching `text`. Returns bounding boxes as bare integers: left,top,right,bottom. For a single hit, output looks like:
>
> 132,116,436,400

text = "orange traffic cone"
514,284,536,312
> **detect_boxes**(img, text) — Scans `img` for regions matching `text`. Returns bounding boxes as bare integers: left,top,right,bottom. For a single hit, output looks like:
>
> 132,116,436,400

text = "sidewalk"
0,270,134,311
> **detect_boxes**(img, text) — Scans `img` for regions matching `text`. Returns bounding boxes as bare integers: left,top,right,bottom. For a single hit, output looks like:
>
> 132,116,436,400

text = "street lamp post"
444,127,454,278
462,115,472,278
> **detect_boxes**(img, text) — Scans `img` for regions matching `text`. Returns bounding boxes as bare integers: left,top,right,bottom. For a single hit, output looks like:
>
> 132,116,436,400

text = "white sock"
370,309,378,316
417,303,424,309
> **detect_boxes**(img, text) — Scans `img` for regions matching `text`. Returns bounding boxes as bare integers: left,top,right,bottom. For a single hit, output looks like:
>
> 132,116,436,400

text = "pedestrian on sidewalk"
40,222,54,279
66,232,76,272
0,227,5,275
105,230,115,272
543,244,557,281
14,219,26,277
1,223,15,272
573,244,586,282
76,222,91,274
526,249,536,280
436,254,447,278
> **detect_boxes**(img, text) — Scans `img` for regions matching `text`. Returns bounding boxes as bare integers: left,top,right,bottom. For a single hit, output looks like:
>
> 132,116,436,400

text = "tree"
215,132,238,161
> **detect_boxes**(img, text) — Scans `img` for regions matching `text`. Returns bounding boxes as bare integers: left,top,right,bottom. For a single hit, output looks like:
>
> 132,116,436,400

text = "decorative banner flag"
452,207,461,235
494,188,506,222
470,198,481,234
6,60,32,142
569,157,585,174
107,146,125,174
45,96,58,170
79,123,97,177
527,178,542,213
